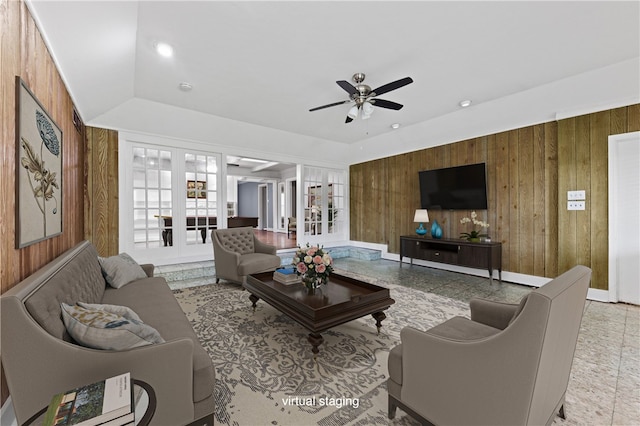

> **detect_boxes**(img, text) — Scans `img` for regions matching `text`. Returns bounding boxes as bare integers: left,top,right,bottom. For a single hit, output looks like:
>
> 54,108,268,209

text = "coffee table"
245,272,395,356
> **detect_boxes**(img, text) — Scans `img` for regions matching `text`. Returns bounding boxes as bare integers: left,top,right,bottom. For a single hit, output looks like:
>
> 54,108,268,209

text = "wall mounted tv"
419,163,488,210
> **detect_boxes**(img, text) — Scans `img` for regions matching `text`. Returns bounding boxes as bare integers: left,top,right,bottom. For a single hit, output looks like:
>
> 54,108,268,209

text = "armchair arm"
254,237,277,255
469,297,519,330
1,297,195,425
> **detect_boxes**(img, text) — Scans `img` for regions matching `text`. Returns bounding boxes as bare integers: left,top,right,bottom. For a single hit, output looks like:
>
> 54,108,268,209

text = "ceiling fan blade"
372,77,413,96
345,116,354,124
336,80,358,96
372,99,404,110
309,99,351,112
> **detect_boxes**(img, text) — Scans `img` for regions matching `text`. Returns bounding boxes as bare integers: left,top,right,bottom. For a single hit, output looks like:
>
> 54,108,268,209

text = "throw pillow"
61,302,165,350
98,253,147,288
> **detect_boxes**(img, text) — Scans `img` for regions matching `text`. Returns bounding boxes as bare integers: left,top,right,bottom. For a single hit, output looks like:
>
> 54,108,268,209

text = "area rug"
173,277,470,425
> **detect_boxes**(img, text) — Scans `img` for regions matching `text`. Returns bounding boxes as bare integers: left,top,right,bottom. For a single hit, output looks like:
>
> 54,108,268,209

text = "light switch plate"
568,201,586,210
568,190,586,201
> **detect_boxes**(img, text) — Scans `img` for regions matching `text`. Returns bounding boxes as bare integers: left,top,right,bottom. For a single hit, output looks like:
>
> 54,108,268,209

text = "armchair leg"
215,278,220,283
559,404,566,420
388,396,397,419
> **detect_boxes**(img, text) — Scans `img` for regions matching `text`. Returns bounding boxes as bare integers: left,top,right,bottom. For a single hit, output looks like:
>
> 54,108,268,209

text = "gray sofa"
1,241,215,425
388,265,592,426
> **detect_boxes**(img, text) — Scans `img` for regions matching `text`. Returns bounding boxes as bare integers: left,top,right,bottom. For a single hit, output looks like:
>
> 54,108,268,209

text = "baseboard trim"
348,240,614,303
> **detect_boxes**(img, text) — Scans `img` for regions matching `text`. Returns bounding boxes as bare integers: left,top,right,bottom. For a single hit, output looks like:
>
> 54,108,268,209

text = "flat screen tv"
419,163,488,210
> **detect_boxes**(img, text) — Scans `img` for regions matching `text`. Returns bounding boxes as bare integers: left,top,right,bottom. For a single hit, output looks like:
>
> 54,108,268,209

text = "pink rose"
307,247,317,256
313,255,323,264
296,263,308,274
316,264,326,273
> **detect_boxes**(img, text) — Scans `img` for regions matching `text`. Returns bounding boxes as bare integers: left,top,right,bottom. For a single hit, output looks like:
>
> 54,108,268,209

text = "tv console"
400,236,502,283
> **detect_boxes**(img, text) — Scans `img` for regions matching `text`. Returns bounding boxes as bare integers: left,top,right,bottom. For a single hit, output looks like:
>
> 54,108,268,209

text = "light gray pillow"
61,302,164,350
99,253,147,288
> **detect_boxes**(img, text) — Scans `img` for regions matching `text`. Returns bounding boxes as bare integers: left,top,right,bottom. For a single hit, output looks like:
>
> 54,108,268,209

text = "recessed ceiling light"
390,123,401,129
178,82,193,92
459,99,472,108
155,42,173,58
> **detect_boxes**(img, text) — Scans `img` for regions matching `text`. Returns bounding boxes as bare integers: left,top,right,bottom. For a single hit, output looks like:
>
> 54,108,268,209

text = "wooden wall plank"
494,131,511,269
575,114,592,269
518,127,535,275
589,111,610,289
532,125,546,276
557,118,577,273
628,104,640,132
544,121,559,277
508,130,520,272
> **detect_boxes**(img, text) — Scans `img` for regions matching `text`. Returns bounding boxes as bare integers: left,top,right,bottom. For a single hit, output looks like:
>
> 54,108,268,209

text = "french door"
120,139,222,265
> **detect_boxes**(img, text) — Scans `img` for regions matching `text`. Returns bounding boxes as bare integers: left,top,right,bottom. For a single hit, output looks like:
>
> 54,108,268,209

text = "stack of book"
43,372,134,425
273,267,301,285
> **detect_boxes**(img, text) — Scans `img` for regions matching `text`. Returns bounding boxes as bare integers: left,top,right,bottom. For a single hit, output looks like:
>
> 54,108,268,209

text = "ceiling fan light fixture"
347,105,359,120
361,101,374,120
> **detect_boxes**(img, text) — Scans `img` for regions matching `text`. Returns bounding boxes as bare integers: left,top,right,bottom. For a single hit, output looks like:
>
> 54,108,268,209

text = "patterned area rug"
173,276,469,425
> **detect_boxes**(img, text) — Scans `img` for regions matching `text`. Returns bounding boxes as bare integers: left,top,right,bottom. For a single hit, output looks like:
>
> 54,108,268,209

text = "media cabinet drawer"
400,236,502,283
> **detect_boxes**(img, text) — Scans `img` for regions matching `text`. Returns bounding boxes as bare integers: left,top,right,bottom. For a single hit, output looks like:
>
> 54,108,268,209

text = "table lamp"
413,209,429,235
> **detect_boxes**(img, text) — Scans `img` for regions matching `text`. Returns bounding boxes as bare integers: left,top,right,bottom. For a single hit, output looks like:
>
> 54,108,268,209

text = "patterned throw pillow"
98,253,147,288
61,302,165,350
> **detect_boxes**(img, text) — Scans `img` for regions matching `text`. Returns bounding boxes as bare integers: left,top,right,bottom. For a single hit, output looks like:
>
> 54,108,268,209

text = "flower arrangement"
460,211,489,242
293,244,334,290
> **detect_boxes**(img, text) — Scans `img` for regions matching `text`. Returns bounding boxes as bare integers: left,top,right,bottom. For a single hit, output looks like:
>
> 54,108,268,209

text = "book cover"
43,373,133,426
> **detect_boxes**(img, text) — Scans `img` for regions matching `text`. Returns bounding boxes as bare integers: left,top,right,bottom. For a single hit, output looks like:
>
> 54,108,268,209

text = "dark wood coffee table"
245,272,395,356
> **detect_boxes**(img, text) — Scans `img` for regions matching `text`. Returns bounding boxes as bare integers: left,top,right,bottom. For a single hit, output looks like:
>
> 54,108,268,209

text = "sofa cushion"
61,302,164,350
25,243,106,341
102,278,215,403
237,253,282,276
427,316,501,341
99,253,148,289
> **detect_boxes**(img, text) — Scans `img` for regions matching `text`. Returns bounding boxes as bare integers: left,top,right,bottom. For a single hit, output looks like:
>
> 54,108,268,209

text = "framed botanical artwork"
15,77,63,248
187,180,207,199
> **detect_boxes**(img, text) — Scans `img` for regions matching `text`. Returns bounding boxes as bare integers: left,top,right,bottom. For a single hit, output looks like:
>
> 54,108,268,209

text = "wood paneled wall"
350,105,640,290
1,0,86,292
1,0,86,404
85,126,119,257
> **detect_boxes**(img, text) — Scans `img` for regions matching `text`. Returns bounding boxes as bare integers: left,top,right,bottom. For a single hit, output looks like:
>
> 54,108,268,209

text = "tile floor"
165,257,640,425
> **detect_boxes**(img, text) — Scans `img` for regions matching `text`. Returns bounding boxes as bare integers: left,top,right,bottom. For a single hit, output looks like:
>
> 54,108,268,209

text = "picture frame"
15,77,63,248
187,180,207,199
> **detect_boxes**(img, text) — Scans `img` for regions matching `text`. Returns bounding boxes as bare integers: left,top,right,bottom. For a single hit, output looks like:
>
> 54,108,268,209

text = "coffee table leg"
249,294,259,312
308,333,324,357
372,311,387,335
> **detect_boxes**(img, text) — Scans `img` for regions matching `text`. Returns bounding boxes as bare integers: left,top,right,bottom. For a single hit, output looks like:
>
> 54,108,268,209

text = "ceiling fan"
309,73,413,123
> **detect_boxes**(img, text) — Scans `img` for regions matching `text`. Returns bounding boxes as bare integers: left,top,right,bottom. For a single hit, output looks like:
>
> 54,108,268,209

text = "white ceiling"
27,1,640,146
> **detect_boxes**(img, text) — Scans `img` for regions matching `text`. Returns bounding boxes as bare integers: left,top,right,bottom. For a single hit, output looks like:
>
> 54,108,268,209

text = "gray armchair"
212,227,281,285
388,265,592,426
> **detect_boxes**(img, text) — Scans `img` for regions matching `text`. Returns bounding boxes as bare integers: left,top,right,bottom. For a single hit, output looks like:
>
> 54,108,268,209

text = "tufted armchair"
388,265,592,426
212,227,282,285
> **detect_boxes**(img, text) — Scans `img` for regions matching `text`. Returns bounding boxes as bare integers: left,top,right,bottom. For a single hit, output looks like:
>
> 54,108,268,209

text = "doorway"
608,131,640,304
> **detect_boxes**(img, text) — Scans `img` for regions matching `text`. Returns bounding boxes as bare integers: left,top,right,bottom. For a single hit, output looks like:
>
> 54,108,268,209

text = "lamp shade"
413,209,429,223
361,101,374,119
347,105,359,120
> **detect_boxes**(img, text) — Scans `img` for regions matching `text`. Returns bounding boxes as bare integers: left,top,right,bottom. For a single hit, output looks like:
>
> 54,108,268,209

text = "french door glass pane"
185,152,218,245
132,146,172,249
